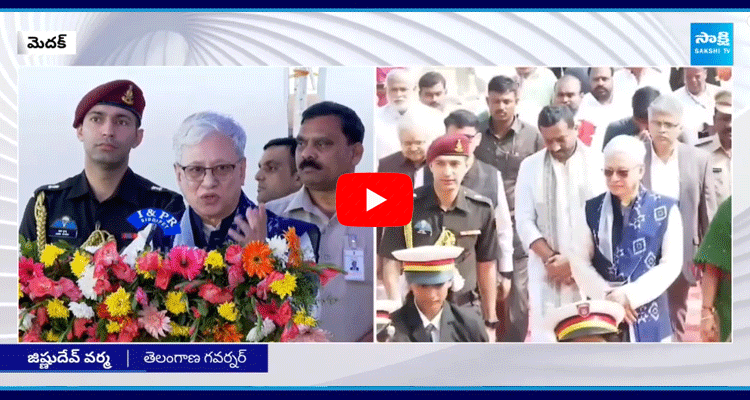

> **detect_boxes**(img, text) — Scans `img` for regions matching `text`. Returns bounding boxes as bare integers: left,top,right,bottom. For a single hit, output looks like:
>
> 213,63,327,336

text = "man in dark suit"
388,245,489,342
642,94,717,341
602,86,661,150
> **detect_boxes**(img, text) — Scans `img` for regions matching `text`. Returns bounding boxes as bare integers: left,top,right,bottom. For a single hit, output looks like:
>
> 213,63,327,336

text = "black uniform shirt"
19,168,185,250
379,185,499,296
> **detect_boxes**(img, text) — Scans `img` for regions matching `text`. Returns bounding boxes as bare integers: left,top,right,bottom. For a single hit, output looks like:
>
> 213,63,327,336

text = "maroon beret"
426,133,470,164
73,80,145,128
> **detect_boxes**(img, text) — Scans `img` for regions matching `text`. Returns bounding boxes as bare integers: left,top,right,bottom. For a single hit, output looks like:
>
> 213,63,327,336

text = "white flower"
78,265,97,300
68,302,95,319
246,326,262,342
261,318,275,336
267,235,289,260
19,311,34,332
246,318,276,342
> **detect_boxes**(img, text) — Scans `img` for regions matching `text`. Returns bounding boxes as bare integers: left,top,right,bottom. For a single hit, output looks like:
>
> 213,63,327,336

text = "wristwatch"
484,319,501,329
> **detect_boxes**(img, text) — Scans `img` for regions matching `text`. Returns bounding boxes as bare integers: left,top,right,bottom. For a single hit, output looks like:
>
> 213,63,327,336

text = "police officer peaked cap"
544,300,625,342
392,245,463,285
74,79,145,128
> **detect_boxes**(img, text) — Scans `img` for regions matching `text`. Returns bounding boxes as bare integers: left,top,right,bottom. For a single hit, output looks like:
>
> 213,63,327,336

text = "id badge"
344,234,365,282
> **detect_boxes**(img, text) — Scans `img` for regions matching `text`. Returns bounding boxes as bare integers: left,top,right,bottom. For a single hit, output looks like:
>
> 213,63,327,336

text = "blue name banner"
0,344,268,372
691,23,733,66
127,209,181,236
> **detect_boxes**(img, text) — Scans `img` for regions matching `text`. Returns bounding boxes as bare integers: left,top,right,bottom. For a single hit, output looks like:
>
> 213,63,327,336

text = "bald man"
552,75,584,115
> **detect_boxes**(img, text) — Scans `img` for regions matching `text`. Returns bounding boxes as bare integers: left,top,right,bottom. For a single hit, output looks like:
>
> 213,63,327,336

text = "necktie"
426,324,439,342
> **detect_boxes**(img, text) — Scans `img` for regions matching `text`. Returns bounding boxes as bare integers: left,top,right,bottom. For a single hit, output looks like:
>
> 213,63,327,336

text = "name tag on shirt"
713,167,722,173
344,248,365,282
460,230,481,236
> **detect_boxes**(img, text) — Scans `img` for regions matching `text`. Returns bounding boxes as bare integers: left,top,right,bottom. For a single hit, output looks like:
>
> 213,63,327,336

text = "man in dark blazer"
642,94,717,341
388,245,489,342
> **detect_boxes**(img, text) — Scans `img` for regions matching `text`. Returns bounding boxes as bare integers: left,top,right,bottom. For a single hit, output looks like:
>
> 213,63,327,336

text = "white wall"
18,66,374,216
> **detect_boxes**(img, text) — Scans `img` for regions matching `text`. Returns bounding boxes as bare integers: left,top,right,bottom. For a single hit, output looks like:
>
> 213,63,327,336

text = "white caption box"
17,31,76,55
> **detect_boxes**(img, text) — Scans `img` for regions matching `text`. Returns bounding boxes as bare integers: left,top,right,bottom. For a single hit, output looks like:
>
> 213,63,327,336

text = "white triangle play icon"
366,188,387,212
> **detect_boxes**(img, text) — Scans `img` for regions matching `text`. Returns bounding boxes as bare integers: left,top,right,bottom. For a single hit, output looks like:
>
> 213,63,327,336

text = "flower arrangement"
18,227,340,342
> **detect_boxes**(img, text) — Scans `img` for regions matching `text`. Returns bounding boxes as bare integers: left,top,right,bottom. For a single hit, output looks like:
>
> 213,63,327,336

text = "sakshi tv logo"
691,23,733,66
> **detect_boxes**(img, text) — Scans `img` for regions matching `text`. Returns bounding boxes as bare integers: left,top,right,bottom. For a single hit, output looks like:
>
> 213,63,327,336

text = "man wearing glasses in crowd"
169,111,320,252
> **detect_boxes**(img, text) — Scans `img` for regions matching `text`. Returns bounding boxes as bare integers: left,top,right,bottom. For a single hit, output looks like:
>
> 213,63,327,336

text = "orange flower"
284,227,300,251
242,241,274,279
212,324,242,342
284,228,302,268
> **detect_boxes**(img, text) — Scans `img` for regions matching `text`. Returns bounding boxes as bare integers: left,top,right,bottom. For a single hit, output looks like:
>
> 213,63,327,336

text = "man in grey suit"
642,94,717,341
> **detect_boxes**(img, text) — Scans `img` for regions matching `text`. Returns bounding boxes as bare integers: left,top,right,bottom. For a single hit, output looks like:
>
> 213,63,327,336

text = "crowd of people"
20,79,373,342
375,67,732,343
19,67,732,344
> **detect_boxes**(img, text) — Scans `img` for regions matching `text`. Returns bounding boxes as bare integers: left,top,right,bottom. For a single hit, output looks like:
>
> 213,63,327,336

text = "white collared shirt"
673,84,720,146
415,297,443,342
575,93,631,152
650,145,680,200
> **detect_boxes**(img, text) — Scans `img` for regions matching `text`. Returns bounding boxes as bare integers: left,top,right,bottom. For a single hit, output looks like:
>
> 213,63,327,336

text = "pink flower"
137,305,171,339
290,328,331,342
111,261,137,283
19,257,44,287
35,307,49,328
225,245,243,267
135,287,148,307
73,318,92,339
56,278,82,302
256,271,285,301
198,283,233,305
93,242,120,267
227,264,245,292
257,300,292,327
27,276,62,300
191,306,202,319
167,247,206,281
118,318,140,342
280,323,300,342
155,268,173,291
21,326,43,342
85,325,97,340
93,266,113,296
136,252,162,272
182,281,201,294
319,268,340,287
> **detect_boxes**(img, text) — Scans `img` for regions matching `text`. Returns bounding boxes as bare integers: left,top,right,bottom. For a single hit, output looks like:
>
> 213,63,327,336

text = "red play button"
336,173,413,227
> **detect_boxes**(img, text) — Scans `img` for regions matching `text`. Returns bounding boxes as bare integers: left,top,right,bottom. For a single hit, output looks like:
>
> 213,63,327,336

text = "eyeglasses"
176,159,243,182
604,167,637,179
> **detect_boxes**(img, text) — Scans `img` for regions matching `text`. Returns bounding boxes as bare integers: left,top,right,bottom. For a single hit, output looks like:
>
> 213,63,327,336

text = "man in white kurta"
673,67,721,146
575,68,631,152
375,69,443,160
515,105,606,342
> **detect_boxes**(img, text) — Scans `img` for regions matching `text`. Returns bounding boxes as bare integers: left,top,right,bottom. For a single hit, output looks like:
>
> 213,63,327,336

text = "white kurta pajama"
515,141,606,342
